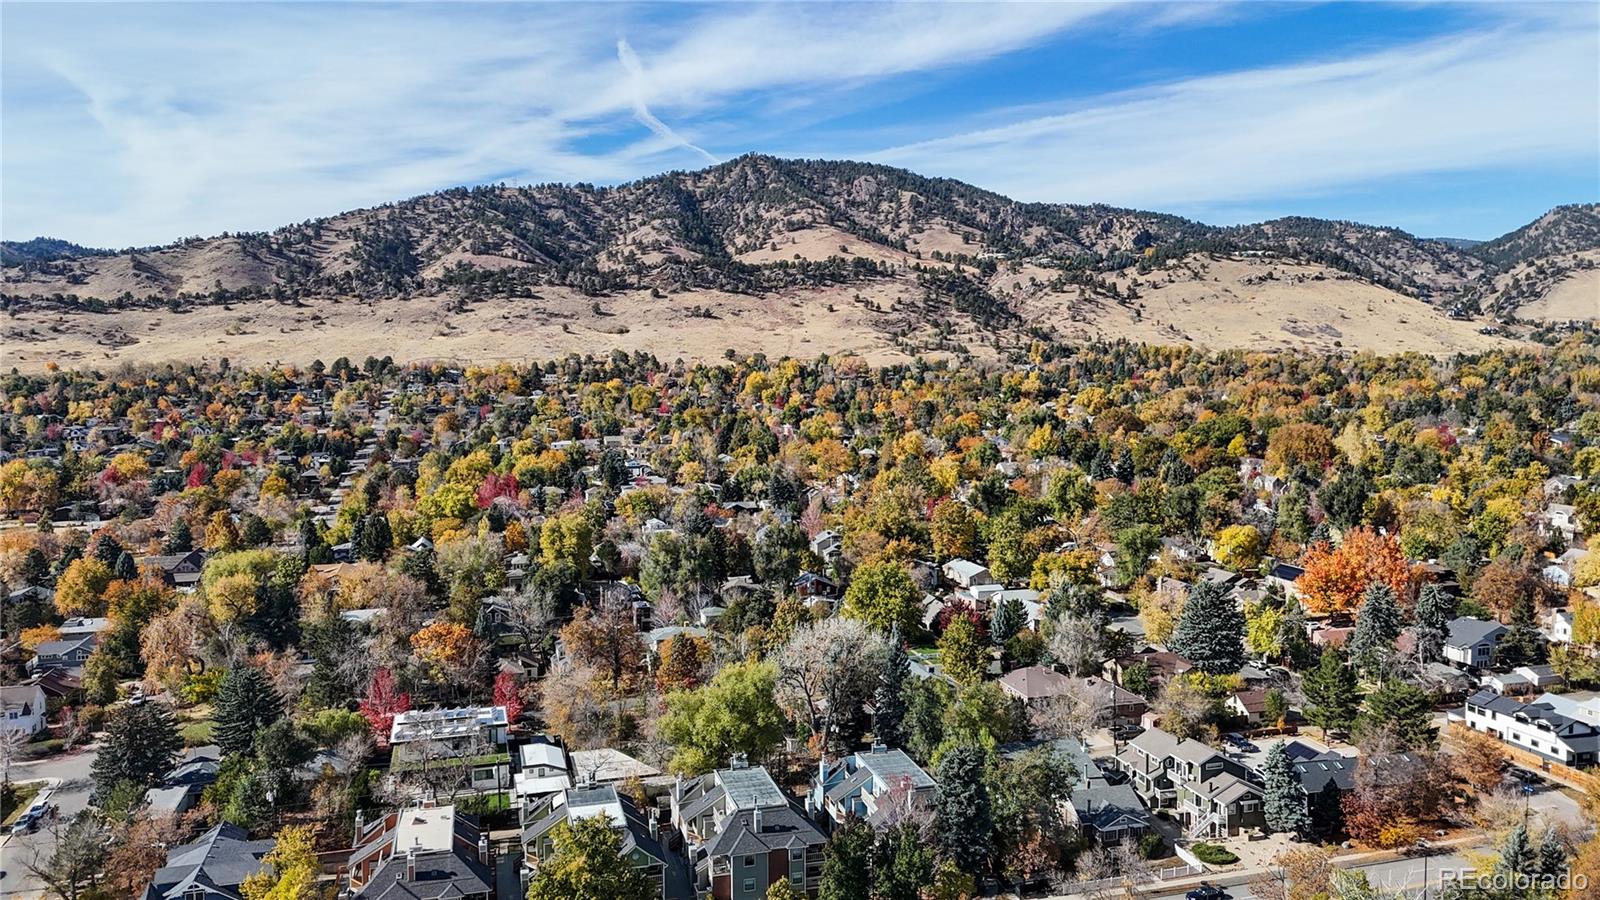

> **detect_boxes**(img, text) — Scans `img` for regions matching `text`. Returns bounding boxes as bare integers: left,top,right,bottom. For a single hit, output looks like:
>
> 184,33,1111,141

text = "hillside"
2,156,1593,370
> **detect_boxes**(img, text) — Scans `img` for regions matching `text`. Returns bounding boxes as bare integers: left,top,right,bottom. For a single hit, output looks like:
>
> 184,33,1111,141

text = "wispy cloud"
616,37,717,164
872,11,1599,217
0,2,1593,247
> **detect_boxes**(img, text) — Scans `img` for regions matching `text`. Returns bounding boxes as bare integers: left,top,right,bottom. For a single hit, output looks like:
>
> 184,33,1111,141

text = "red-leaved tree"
492,671,525,724
360,667,411,747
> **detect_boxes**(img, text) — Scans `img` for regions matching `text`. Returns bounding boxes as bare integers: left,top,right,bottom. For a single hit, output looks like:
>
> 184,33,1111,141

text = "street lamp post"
1417,838,1431,900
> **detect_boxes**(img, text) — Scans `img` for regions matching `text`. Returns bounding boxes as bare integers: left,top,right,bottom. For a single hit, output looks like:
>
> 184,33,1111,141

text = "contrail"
617,37,718,164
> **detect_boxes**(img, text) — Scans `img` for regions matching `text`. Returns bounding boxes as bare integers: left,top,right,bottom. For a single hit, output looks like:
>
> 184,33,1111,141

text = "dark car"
1188,885,1231,900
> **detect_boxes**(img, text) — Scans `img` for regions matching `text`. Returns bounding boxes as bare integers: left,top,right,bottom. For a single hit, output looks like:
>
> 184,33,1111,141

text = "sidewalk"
1044,833,1490,900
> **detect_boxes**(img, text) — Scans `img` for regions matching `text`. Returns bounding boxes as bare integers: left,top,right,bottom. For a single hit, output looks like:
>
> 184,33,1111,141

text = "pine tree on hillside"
91,701,181,800
214,664,284,757
934,743,994,876
874,631,909,749
1346,583,1401,678
1261,743,1312,836
1302,648,1360,738
1412,584,1455,664
1170,580,1245,674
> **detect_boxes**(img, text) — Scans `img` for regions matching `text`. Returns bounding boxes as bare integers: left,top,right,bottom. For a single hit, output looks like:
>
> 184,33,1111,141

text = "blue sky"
3,1,1596,249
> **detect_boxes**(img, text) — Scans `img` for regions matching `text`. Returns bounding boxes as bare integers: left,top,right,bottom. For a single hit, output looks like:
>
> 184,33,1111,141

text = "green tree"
658,659,785,774
841,561,922,634
1358,679,1436,750
1346,583,1401,678
1302,648,1360,738
1413,584,1456,665
990,596,1026,646
91,701,181,799
214,664,285,757
1261,742,1312,836
935,743,994,876
1170,580,1245,674
874,822,937,900
526,815,655,900
874,632,909,748
938,614,989,686
819,819,875,900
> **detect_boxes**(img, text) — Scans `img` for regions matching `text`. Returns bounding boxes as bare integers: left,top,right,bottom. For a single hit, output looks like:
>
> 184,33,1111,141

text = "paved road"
0,743,98,900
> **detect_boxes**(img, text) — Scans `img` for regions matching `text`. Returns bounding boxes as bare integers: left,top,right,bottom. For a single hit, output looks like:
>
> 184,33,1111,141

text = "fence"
1443,721,1600,795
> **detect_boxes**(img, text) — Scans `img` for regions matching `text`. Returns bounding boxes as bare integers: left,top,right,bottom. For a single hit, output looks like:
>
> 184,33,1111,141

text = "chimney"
478,834,489,866
752,807,762,833
730,752,748,770
405,847,416,882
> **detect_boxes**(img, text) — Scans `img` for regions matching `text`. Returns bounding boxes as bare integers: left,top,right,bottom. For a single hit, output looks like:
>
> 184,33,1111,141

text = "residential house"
0,682,48,736
809,530,842,562
808,745,937,831
790,572,839,602
1459,689,1600,767
1547,610,1575,645
1482,665,1565,697
139,823,273,900
521,785,684,899
389,706,511,793
139,549,208,591
1225,689,1273,726
1106,648,1193,690
1544,504,1582,543
941,558,997,590
27,633,97,675
1443,618,1508,668
670,758,826,900
998,667,1147,725
1006,738,1151,846
513,736,573,818
345,803,494,900
1114,727,1265,838
569,747,663,787
1266,562,1306,600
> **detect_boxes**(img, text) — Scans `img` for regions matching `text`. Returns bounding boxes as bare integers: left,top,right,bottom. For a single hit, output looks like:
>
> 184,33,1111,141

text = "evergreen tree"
1499,822,1538,875
1496,593,1548,667
94,533,126,567
934,743,994,876
1261,743,1312,836
1302,648,1360,738
1358,679,1436,750
1308,784,1345,839
163,519,194,554
214,665,284,757
1413,584,1455,665
91,701,181,799
356,513,391,562
819,819,875,900
1170,580,1245,674
113,550,138,581
874,632,909,749
1346,583,1401,678
990,596,1025,646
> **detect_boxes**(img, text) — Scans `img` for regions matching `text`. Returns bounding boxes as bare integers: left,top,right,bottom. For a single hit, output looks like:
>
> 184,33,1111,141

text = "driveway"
0,743,98,899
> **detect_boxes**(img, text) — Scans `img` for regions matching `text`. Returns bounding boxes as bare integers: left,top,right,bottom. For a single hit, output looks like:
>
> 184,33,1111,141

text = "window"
791,849,804,861
743,855,755,868
743,878,756,893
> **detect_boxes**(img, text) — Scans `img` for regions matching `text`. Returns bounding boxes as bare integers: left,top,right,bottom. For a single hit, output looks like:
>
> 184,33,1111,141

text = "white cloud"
872,14,1599,213
0,2,1112,247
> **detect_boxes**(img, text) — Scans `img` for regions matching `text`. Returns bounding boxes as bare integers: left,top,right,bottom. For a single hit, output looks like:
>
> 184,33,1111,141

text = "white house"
1459,689,1600,768
389,706,511,792
942,558,997,590
809,530,842,561
1547,610,1575,645
0,683,47,736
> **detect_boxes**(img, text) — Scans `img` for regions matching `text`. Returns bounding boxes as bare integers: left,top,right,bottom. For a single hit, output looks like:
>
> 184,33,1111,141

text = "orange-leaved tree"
1296,528,1418,616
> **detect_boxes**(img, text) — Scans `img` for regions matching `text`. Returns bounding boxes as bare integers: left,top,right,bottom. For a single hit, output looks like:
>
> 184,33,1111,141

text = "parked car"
1506,767,1545,790
1188,884,1231,900
1224,733,1259,753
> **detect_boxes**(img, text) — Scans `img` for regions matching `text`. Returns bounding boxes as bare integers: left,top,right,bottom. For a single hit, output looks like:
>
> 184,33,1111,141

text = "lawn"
1,780,44,826
177,703,216,746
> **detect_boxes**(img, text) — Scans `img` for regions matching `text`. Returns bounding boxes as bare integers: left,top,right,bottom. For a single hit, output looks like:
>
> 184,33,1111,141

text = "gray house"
1444,618,1509,668
139,823,273,900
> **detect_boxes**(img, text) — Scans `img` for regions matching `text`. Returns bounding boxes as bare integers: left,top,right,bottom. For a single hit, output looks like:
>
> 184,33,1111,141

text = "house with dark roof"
27,633,97,675
670,758,826,900
344,803,494,900
1113,727,1265,838
1460,689,1600,767
1005,737,1152,846
807,744,937,831
521,784,688,899
139,549,208,591
1444,618,1508,668
139,823,273,900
